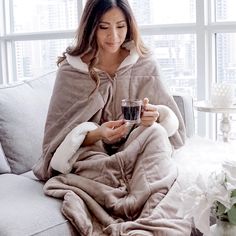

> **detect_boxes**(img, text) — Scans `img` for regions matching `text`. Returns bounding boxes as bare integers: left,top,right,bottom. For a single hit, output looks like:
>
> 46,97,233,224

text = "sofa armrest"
173,94,195,138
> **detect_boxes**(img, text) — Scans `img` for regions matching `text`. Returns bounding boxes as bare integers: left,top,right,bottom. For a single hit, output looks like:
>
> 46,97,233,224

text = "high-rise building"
129,0,150,25
14,0,77,80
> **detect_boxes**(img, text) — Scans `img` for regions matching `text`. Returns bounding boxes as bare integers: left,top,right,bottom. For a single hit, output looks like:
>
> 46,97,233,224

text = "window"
143,34,196,96
0,0,79,83
0,0,236,140
129,0,196,25
15,39,72,80
215,0,236,22
216,33,236,84
11,0,78,33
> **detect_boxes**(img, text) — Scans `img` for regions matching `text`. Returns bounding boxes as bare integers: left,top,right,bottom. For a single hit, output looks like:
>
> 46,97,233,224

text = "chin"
107,47,121,54
109,49,120,54
102,43,122,53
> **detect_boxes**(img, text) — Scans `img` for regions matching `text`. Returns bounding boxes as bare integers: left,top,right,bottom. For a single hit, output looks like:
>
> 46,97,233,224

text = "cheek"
96,28,106,37
96,32,105,45
121,29,128,40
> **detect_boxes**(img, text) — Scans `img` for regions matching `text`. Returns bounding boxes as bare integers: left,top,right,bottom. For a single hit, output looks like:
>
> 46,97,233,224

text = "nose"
108,27,118,40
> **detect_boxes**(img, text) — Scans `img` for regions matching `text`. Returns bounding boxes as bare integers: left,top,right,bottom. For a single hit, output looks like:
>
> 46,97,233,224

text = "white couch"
0,71,235,236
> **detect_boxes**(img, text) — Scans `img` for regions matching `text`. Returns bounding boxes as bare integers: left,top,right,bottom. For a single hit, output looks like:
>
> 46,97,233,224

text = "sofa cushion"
0,143,10,173
0,174,76,236
173,94,195,137
0,71,56,174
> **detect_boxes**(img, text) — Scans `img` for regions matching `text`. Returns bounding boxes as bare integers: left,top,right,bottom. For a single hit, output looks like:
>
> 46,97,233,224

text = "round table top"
194,100,236,113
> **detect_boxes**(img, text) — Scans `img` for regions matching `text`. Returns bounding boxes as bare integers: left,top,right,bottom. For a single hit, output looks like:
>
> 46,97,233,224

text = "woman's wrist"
82,127,103,146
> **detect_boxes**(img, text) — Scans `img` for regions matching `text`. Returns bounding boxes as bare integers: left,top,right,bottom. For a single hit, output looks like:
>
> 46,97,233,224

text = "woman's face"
96,7,128,54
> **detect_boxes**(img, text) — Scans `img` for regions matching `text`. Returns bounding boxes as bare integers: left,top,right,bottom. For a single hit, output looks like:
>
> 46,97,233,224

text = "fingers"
108,129,125,141
141,98,159,127
142,98,159,117
103,122,127,142
143,97,149,106
106,119,125,129
144,103,158,111
142,111,159,119
110,123,127,135
143,98,158,111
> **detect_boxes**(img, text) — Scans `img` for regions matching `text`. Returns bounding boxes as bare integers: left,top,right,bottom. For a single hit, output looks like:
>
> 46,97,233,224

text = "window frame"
0,0,236,139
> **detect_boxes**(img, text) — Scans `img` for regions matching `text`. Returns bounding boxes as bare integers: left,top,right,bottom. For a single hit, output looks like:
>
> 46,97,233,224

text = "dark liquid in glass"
121,105,141,121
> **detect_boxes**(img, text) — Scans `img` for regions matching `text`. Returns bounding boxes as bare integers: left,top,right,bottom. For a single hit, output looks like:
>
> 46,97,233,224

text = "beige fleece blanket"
44,124,191,235
33,57,191,235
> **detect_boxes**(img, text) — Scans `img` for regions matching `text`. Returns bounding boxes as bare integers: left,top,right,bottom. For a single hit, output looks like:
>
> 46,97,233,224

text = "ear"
156,105,179,137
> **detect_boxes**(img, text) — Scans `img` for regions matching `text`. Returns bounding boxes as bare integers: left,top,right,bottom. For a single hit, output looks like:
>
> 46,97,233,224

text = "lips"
106,42,119,47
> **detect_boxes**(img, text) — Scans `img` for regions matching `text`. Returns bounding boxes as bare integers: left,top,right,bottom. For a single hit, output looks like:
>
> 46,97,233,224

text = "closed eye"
99,25,109,30
117,25,126,28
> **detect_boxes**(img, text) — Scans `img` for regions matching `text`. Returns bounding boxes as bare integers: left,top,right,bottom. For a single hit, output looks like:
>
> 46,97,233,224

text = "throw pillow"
0,71,56,174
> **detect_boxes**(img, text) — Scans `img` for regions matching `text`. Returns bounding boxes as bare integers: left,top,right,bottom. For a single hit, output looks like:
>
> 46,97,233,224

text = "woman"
33,0,191,235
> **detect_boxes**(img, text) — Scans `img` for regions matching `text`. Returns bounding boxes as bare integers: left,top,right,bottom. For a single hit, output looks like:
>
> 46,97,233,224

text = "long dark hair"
58,0,148,91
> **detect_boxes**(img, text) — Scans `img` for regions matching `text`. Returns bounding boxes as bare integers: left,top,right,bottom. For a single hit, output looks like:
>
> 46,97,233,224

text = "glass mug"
121,99,142,124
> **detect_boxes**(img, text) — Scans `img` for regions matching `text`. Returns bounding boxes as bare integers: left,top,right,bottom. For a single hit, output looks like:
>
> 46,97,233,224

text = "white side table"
194,101,236,142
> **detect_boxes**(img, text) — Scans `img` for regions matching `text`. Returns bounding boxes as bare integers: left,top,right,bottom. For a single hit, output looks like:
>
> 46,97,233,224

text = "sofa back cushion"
173,94,195,137
0,71,56,174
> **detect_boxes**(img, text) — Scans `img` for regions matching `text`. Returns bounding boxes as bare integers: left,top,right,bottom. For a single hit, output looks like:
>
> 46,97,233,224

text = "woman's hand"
141,97,159,127
99,120,128,144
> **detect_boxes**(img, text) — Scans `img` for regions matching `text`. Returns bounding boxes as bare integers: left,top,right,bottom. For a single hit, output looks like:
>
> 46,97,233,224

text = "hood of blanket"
65,41,140,74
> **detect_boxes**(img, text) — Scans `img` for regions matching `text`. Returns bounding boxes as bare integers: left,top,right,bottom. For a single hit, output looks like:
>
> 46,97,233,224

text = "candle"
211,83,234,107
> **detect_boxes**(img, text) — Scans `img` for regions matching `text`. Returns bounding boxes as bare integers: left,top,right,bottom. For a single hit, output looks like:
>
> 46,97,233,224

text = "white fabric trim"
65,41,139,72
157,105,179,137
118,41,139,69
50,122,98,174
66,55,89,73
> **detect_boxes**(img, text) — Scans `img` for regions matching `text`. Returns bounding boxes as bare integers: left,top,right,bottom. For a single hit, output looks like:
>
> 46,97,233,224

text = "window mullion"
0,44,3,84
140,23,196,35
11,41,17,82
4,0,16,82
5,41,15,83
77,0,83,23
3,31,75,41
0,0,5,36
195,0,209,137
206,0,218,140
0,0,7,84
4,0,11,34
209,0,216,22
209,22,236,33
196,0,208,100
0,41,7,84
8,0,14,33
0,0,4,84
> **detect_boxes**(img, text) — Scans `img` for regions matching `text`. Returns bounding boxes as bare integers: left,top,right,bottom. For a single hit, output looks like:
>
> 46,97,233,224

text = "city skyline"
6,0,236,98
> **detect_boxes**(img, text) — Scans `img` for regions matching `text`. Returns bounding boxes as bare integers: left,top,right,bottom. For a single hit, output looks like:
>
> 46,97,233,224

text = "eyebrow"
99,20,126,24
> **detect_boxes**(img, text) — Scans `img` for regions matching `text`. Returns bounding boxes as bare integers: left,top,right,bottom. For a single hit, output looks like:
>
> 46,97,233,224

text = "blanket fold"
44,124,191,235
50,122,98,174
